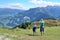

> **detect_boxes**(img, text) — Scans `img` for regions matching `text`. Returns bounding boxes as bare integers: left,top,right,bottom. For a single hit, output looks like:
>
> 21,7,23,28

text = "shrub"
15,22,31,29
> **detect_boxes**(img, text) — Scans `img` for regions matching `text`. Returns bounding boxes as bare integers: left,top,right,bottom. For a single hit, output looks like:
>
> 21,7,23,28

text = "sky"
0,0,60,10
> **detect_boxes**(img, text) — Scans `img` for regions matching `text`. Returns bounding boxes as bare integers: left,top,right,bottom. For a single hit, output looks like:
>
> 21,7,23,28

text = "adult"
40,19,45,36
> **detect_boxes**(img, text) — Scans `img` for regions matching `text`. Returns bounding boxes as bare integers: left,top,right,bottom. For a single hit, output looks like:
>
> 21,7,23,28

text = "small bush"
15,22,31,29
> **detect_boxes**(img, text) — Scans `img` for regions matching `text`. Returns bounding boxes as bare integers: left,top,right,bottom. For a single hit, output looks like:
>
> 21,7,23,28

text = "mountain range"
0,6,60,28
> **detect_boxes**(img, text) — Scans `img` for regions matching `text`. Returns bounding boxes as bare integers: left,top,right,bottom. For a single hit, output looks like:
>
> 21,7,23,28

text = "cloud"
29,0,60,7
0,3,28,10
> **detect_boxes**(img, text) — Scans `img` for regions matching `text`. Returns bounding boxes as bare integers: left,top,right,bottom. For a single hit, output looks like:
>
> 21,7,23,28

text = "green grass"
0,27,60,40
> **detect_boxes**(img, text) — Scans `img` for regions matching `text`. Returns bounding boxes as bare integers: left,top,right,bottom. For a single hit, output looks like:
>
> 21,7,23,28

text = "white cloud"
0,3,28,10
29,0,60,7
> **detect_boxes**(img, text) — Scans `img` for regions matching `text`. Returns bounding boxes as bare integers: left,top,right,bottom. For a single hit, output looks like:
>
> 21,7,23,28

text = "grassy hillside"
34,19,60,28
0,27,60,40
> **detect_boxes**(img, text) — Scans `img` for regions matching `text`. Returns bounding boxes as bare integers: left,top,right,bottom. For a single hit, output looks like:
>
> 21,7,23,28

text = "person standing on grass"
40,19,45,36
32,22,37,36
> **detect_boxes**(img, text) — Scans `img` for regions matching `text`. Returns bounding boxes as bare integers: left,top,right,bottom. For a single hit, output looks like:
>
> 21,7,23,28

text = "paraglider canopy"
24,16,30,22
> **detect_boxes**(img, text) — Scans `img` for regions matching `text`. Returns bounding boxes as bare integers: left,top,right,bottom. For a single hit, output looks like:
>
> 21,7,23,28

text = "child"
32,22,37,36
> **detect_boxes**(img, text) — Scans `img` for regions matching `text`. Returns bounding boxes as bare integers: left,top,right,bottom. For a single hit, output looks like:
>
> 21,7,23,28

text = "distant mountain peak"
0,6,60,27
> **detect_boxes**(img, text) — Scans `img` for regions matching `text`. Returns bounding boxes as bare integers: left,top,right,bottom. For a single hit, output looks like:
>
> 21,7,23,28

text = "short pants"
33,27,36,32
40,26,44,32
